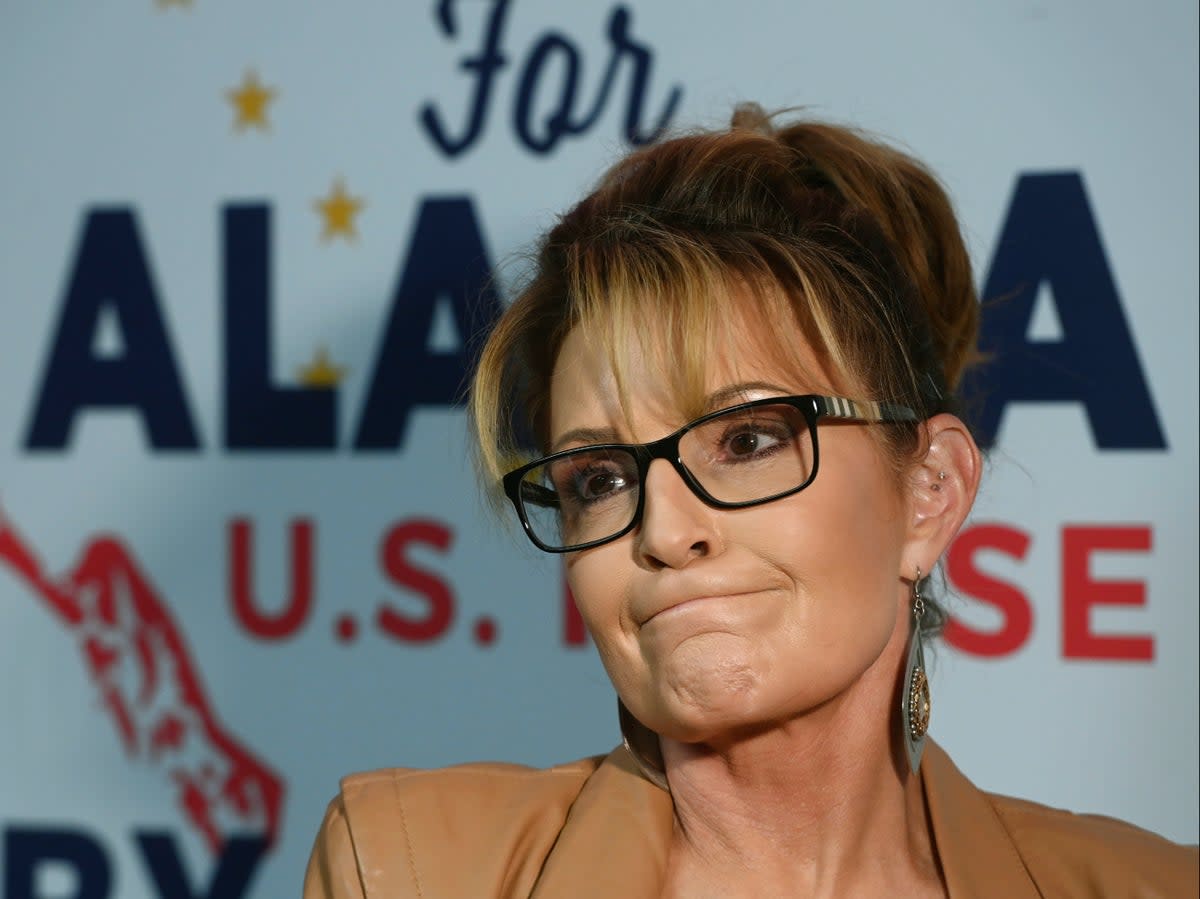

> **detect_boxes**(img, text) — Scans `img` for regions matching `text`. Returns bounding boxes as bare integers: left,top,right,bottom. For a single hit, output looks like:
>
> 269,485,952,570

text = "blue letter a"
24,208,200,450
968,173,1166,450
353,197,502,449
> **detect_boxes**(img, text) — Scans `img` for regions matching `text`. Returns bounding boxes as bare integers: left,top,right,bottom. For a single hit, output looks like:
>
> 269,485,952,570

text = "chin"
653,706,785,747
650,655,774,742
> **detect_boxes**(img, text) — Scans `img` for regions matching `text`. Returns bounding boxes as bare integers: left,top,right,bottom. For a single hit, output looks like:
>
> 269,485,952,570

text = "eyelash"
709,421,792,463
559,461,636,506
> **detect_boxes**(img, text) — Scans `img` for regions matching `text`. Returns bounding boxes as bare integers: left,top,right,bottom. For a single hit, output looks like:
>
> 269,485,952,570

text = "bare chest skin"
659,835,948,899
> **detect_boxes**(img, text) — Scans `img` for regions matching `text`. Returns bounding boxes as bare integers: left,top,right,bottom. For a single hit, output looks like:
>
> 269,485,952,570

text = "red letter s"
377,520,456,643
944,524,1033,657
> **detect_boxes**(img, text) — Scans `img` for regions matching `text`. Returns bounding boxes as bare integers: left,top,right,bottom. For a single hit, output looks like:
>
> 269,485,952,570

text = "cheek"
564,550,636,667
753,497,900,581
566,549,652,705
750,470,908,636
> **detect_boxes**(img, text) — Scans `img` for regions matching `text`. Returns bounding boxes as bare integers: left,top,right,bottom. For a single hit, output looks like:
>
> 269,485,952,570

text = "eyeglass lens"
517,403,815,550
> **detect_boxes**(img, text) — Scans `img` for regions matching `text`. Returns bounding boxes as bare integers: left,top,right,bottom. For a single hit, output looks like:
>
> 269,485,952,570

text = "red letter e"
1062,525,1153,661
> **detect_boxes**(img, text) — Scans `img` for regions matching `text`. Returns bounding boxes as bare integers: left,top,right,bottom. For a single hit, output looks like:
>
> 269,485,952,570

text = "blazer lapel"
532,746,673,898
922,740,1042,897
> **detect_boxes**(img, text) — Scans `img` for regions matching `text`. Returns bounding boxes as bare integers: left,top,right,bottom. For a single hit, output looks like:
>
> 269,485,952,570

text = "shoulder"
986,791,1198,897
339,754,601,809
304,756,605,899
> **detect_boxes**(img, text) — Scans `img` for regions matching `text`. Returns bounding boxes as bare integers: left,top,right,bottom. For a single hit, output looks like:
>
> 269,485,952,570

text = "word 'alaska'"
22,175,1166,452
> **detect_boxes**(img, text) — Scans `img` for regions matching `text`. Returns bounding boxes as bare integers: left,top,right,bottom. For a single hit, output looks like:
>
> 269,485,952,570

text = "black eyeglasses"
502,394,917,553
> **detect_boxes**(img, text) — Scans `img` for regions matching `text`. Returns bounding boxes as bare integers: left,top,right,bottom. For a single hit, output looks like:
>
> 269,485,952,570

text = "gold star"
226,70,277,132
297,347,346,388
314,179,365,242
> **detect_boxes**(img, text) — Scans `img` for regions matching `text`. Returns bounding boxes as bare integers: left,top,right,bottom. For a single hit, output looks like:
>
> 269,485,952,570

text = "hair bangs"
565,228,872,435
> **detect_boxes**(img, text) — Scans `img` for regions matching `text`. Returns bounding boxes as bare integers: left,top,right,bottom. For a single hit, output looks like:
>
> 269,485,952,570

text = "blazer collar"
921,741,1041,897
532,746,673,898
533,739,1039,898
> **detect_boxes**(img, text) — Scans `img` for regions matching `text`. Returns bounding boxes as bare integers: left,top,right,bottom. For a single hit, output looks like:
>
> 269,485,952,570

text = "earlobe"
904,414,982,570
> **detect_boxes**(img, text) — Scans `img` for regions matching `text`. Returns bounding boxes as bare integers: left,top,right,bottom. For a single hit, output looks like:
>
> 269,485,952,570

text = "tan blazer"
303,740,1197,898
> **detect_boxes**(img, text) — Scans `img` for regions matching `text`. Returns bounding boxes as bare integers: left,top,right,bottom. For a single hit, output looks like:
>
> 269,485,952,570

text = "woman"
304,106,1197,897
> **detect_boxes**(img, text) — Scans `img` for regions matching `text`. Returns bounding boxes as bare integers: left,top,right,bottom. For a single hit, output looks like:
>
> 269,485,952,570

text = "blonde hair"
472,105,978,487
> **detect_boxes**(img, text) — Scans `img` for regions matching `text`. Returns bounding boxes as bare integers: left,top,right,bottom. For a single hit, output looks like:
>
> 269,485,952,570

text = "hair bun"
730,102,774,135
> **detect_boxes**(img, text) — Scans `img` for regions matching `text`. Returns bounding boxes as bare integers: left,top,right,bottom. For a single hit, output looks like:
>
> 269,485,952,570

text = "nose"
634,459,724,570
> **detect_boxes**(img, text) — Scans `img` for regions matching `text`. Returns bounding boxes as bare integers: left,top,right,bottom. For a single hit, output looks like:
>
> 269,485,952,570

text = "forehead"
548,305,841,445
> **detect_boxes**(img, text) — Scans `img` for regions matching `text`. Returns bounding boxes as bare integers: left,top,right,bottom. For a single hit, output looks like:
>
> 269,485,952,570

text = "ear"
902,413,982,577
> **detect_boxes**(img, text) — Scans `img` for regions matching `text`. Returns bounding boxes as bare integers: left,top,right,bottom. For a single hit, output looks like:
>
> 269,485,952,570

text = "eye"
548,452,637,506
724,428,783,457
713,416,795,463
575,467,627,501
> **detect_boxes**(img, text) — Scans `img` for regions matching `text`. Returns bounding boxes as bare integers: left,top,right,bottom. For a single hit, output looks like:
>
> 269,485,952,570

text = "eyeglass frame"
501,394,919,554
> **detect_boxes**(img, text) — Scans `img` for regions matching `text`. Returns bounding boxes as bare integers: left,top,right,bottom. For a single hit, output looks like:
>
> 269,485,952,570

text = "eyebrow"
702,381,790,411
550,426,623,453
548,381,791,453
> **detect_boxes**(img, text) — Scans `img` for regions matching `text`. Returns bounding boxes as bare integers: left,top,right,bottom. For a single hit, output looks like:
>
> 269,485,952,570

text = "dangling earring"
901,567,931,774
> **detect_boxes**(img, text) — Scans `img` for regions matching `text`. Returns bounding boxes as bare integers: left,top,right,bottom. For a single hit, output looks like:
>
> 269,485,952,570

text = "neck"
657,642,941,897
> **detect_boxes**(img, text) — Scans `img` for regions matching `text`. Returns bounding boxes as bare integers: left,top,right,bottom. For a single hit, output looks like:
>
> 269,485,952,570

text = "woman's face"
550,317,920,745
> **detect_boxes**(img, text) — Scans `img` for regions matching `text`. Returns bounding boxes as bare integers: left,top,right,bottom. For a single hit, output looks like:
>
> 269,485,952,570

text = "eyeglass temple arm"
814,396,919,423
518,481,560,509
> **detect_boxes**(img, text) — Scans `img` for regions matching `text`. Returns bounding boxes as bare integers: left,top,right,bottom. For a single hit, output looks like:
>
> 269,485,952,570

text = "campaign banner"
1,2,1196,897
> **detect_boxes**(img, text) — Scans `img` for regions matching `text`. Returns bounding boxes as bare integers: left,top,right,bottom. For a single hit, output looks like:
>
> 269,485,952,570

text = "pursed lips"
635,588,762,626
